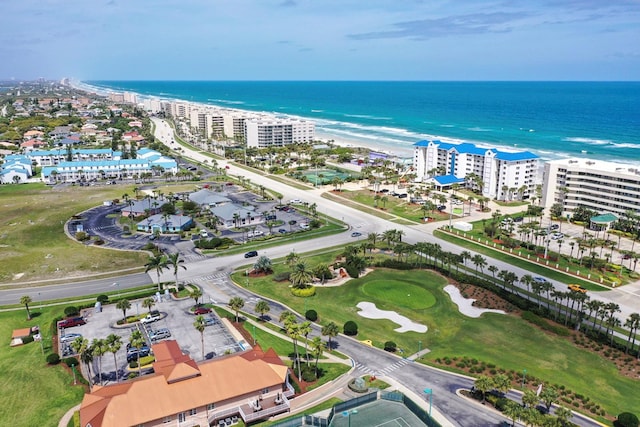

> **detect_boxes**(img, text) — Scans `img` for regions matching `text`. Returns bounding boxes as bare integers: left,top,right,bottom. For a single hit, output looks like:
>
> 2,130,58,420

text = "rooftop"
548,158,640,176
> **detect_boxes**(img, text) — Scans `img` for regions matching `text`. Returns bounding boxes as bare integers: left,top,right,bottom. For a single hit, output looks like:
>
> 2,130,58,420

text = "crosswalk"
354,358,410,377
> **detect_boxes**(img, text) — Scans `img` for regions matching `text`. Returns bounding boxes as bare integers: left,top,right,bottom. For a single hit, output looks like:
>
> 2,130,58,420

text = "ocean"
84,81,640,163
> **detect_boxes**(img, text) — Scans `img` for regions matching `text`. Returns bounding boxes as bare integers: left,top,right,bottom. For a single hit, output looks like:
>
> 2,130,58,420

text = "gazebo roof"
590,213,618,224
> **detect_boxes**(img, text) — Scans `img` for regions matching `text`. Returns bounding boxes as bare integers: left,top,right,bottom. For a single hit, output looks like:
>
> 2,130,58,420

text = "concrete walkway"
58,403,80,427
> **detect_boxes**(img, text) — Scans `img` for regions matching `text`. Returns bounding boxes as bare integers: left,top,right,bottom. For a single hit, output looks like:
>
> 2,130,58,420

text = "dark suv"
244,250,258,258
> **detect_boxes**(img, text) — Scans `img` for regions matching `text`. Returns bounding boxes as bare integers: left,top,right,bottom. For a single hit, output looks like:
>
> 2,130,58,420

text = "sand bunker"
444,285,505,318
356,302,427,333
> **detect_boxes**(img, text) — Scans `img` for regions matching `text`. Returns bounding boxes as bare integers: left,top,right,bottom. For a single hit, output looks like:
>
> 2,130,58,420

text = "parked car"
550,232,564,240
244,250,258,258
194,307,212,315
149,328,171,341
278,229,287,234
351,232,362,237
140,312,161,324
127,347,151,363
59,317,86,329
204,317,217,326
437,205,446,211
289,199,303,204
549,224,560,230
60,333,82,343
398,193,408,198
299,223,309,230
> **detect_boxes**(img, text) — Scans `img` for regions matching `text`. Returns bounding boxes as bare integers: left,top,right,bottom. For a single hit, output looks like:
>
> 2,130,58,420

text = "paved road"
0,119,622,427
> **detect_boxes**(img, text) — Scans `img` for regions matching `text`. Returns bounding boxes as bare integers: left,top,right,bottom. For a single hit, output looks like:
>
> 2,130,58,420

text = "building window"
190,408,197,416
207,403,215,411
162,417,171,424
178,413,187,422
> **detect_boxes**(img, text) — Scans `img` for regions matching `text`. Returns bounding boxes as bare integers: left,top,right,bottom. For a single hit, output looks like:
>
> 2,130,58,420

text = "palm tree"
310,336,325,377
290,262,314,289
228,297,245,322
255,300,270,321
624,312,640,354
71,337,93,388
142,297,155,314
540,386,558,413
488,265,498,279
105,334,122,383
91,338,107,386
367,232,380,248
166,251,187,288
471,254,487,273
194,315,206,360
554,406,573,426
474,375,493,403
129,330,146,376
20,295,32,320
116,299,131,323
522,389,539,409
521,274,534,295
460,251,472,268
190,288,203,305
493,373,511,395
285,251,300,267
145,253,169,291
299,321,312,365
321,321,339,350
503,400,522,427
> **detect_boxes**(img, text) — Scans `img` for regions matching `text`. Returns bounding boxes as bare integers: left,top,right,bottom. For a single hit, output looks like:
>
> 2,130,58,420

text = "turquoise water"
85,81,640,162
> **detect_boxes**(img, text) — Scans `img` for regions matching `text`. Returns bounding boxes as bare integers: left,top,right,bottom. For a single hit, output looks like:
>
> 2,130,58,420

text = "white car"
550,232,564,240
60,333,82,343
299,223,310,230
289,199,303,204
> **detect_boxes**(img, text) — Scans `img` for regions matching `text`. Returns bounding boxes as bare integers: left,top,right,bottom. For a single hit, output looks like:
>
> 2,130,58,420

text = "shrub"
301,366,317,382
384,341,397,352
273,272,291,282
344,263,360,278
615,413,639,427
63,357,79,367
305,309,318,321
291,286,316,297
343,320,358,336
97,295,109,304
46,353,61,365
64,306,80,317
75,231,89,241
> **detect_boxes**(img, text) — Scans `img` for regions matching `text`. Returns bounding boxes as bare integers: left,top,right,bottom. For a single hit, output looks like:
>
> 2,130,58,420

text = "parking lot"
58,294,245,385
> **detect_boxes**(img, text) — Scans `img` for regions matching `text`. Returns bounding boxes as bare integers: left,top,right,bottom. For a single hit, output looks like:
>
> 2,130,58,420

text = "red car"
58,317,86,328
194,307,212,315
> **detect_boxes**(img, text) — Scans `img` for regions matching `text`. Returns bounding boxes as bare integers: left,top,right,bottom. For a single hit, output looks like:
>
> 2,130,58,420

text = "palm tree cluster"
70,333,124,387
279,311,327,381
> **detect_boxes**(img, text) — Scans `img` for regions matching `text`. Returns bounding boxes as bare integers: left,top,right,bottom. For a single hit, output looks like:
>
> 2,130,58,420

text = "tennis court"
329,400,427,427
302,169,355,185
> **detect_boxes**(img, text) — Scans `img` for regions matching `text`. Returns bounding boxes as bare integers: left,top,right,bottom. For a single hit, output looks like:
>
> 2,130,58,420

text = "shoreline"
74,80,640,166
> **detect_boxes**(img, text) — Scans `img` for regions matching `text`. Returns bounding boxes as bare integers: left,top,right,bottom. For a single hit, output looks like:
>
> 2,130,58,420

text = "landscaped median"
435,228,608,291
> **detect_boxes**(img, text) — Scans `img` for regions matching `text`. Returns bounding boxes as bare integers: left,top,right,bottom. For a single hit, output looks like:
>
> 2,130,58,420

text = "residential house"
121,197,167,218
189,189,231,207
136,214,193,233
79,341,293,427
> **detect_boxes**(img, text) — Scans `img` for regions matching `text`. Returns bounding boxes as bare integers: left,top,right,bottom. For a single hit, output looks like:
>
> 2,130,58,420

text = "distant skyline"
1,0,639,81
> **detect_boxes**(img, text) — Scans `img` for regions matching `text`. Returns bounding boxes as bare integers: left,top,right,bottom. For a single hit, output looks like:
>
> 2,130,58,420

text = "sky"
1,0,639,81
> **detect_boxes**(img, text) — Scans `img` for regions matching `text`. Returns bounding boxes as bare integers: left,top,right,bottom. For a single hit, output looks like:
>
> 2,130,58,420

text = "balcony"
208,384,294,425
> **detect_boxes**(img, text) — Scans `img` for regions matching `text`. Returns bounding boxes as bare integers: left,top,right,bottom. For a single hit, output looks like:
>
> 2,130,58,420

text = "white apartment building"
413,140,539,200
245,117,315,148
542,158,640,217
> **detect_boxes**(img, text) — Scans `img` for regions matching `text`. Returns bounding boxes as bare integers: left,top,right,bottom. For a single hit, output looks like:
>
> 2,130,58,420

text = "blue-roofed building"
22,148,178,183
414,140,539,200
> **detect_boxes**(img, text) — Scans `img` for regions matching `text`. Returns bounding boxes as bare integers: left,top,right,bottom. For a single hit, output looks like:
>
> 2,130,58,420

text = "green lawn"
0,308,84,427
234,266,640,417
0,183,148,283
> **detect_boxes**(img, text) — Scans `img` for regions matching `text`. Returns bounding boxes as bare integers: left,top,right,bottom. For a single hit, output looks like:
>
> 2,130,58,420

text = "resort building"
413,140,539,200
136,213,193,233
79,341,293,427
541,158,640,217
34,148,177,183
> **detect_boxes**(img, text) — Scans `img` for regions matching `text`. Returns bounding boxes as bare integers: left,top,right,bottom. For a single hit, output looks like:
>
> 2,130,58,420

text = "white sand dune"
356,302,428,333
444,285,505,318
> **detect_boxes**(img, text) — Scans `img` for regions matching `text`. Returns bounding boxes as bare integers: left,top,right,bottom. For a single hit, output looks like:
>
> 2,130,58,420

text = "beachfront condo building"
542,158,640,217
245,117,315,148
413,140,539,200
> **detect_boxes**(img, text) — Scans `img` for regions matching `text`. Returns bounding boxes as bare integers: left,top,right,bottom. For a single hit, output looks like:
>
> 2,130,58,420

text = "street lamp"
448,197,453,229
424,388,433,417
342,409,358,426
522,369,527,389
418,340,422,354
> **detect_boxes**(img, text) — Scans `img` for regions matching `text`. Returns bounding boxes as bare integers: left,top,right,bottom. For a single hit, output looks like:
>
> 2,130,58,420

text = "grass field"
234,265,640,417
0,183,149,283
0,307,85,427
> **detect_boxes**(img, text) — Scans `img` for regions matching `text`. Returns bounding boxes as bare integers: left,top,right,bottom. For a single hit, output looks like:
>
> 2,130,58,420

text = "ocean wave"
467,127,492,132
440,124,455,128
311,109,324,113
611,142,640,149
562,137,613,145
343,113,392,121
209,99,246,105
